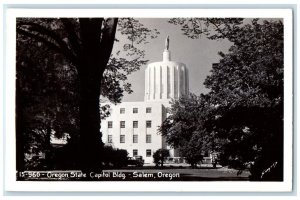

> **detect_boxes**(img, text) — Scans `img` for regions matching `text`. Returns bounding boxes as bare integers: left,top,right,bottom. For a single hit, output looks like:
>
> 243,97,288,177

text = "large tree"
168,18,283,180
16,18,159,172
205,19,283,180
160,94,215,167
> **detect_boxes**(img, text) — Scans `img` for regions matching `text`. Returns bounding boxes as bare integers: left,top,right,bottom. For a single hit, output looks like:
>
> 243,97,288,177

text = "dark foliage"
16,18,159,172
166,18,283,181
153,149,170,168
102,146,129,168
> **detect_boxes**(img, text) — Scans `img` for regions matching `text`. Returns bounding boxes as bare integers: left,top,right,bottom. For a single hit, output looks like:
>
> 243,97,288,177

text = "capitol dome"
144,36,189,101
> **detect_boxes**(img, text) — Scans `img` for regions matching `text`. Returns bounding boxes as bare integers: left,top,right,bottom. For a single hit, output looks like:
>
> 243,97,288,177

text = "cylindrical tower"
144,36,189,102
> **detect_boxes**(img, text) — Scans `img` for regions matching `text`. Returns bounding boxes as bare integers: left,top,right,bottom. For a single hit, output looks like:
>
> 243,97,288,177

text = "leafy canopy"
164,18,283,179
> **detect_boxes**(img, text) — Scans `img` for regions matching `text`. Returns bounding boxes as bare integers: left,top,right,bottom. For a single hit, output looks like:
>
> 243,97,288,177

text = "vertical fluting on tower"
144,36,189,102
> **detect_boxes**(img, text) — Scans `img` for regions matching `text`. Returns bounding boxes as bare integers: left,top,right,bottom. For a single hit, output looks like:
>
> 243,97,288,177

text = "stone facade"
101,101,168,163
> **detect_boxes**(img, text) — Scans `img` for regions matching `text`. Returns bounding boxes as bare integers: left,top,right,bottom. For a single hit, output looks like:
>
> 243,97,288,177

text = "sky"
112,18,233,102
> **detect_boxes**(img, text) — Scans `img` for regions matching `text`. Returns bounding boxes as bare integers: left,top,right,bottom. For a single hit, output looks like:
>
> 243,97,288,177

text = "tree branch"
60,18,81,57
79,18,103,48
98,18,118,74
17,27,61,54
205,18,228,38
18,22,69,50
17,21,78,66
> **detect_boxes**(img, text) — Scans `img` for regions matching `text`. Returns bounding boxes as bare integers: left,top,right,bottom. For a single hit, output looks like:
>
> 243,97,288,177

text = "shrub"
153,149,170,167
102,146,128,168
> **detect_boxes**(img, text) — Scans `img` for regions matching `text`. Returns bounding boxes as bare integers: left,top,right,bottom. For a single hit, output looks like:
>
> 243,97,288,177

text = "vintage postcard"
3,8,293,192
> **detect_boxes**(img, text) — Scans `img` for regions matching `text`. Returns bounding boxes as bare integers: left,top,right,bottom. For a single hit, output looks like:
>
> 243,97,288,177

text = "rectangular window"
146,149,152,157
120,121,125,128
133,135,138,143
133,121,138,128
146,120,152,128
146,135,151,143
120,108,125,114
146,107,152,113
108,121,113,128
120,135,125,143
133,108,138,113
108,135,112,143
133,149,138,156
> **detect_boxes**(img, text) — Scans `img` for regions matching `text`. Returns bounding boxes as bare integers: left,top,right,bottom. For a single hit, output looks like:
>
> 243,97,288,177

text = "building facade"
101,37,189,163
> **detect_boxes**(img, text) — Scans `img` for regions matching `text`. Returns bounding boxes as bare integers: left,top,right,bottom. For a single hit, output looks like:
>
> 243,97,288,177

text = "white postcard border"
4,8,293,192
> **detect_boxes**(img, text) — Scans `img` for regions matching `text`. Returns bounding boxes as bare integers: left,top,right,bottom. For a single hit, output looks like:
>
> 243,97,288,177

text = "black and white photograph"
3,8,294,192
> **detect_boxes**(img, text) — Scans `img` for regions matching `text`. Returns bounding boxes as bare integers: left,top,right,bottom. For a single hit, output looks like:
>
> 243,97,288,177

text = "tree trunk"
45,126,53,170
160,157,164,168
79,74,103,173
16,121,25,175
16,83,25,177
78,38,103,173
78,18,118,174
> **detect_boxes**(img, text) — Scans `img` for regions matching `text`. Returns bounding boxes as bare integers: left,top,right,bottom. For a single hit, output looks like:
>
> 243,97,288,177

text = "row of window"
133,149,152,157
108,121,152,128
120,107,152,114
108,134,152,143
